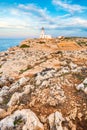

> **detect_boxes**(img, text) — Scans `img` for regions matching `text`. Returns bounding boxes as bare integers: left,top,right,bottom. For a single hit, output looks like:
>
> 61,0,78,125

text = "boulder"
76,78,87,94
60,67,70,75
76,83,84,91
83,78,87,84
35,68,56,86
69,62,77,69
0,75,13,87
84,87,87,94
48,111,65,130
0,108,6,118
23,85,35,94
0,86,9,103
0,109,44,130
18,77,29,86
10,77,29,93
8,85,35,107
47,84,66,106
0,86,9,97
7,92,23,107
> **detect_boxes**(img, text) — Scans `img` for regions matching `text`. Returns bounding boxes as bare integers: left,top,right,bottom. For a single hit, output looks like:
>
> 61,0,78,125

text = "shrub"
72,73,85,81
76,41,87,46
14,117,23,126
39,41,45,44
20,44,30,48
55,51,63,55
19,65,32,74
0,65,2,68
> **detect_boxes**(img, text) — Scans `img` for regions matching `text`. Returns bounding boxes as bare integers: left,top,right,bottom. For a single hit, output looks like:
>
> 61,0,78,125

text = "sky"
0,0,87,38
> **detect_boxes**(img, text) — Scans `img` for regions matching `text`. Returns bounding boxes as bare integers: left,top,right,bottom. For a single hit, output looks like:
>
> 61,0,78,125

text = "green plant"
60,72,70,77
76,41,87,46
55,51,63,55
19,68,29,74
39,41,45,44
0,65,2,68
2,95,11,105
84,83,87,88
20,44,30,48
72,73,85,81
19,65,32,74
0,72,2,74
14,117,23,126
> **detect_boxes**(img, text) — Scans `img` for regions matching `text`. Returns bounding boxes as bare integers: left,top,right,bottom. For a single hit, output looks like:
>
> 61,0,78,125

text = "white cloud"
9,9,19,15
52,0,86,14
18,4,54,24
0,3,87,38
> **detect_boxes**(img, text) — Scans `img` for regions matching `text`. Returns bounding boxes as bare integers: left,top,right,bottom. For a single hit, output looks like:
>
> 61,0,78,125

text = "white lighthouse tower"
40,27,45,39
40,27,52,39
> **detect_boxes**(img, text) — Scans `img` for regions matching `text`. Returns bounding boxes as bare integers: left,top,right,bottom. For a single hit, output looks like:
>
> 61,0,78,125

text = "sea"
0,38,24,52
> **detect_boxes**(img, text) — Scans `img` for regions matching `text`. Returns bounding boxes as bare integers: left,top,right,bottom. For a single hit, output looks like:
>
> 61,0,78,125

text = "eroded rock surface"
48,111,65,130
0,109,44,130
0,38,87,130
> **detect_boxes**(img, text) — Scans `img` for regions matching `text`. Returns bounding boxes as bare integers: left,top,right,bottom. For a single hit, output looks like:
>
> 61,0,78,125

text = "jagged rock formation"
0,109,44,130
0,37,87,130
48,111,65,130
76,78,87,94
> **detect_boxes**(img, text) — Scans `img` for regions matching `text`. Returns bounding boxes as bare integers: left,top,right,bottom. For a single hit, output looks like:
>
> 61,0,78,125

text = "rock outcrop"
0,38,87,130
76,78,87,94
0,109,44,130
48,111,65,130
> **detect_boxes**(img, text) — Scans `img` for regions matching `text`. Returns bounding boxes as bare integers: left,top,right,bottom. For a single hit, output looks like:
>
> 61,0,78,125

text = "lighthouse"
40,27,52,39
40,27,45,39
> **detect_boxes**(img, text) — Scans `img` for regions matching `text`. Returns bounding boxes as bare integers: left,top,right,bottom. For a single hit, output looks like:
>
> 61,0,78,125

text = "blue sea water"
0,39,24,52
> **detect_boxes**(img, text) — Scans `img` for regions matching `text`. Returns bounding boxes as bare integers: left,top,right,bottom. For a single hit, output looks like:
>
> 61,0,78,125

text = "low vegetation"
76,41,87,46
0,65,2,68
38,41,46,44
20,44,30,48
14,117,23,126
19,65,32,74
72,72,86,81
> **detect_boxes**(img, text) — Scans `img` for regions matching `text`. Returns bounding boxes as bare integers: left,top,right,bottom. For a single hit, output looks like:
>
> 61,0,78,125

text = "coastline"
0,38,24,52
0,37,87,130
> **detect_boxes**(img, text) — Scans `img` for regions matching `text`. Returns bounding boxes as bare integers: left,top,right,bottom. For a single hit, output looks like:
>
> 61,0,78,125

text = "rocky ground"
0,37,87,130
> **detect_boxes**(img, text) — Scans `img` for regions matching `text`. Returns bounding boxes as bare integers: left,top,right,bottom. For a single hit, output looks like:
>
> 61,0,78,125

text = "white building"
58,36,64,39
40,27,52,39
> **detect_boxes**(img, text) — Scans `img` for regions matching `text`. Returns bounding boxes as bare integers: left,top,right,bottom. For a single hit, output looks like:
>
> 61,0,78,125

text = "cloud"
0,2,87,38
18,4,55,24
52,0,86,14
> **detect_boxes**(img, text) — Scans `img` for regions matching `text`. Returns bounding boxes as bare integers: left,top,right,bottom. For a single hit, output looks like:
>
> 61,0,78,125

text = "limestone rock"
0,86,9,103
48,111,65,130
76,78,87,94
69,62,77,69
23,85,35,94
18,77,29,86
76,83,84,91
35,68,56,85
0,75,14,87
83,78,87,84
8,84,35,107
47,84,66,106
0,108,6,118
0,109,44,130
84,87,87,94
7,92,23,107
10,77,29,93
0,86,9,97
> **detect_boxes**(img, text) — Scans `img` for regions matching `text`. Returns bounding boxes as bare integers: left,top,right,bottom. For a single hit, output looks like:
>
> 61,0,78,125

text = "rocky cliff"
0,37,87,130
